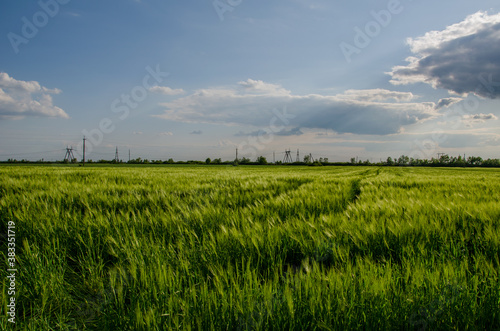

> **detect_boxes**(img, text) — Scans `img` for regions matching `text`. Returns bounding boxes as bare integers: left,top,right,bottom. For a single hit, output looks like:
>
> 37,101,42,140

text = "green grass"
1,165,499,330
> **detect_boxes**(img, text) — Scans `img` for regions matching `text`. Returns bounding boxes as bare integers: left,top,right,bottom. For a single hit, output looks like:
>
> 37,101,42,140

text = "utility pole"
296,149,300,162
236,148,238,161
129,149,131,162
83,136,86,167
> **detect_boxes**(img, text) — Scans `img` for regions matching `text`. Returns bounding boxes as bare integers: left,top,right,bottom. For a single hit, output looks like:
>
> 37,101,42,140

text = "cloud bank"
389,11,500,98
154,79,444,135
0,72,68,120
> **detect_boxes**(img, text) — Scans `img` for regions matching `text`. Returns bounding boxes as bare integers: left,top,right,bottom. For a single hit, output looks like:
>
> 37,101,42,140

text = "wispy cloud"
149,86,185,96
237,79,291,95
336,89,416,102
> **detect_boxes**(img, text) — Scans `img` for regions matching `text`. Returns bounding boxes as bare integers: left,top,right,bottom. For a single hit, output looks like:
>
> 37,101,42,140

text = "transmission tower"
296,149,300,162
283,150,293,163
115,147,119,162
64,147,75,162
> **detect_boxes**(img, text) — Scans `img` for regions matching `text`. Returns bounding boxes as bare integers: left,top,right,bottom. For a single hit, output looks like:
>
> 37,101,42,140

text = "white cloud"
336,89,416,102
133,131,143,135
149,86,185,95
154,80,440,135
0,73,68,120
389,11,500,98
237,79,291,95
159,132,173,136
407,11,500,55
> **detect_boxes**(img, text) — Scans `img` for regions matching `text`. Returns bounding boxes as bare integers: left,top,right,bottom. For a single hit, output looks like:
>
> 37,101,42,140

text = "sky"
1,0,499,162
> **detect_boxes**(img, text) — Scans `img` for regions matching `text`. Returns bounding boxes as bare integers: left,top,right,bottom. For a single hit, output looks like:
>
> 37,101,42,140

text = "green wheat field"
1,165,500,330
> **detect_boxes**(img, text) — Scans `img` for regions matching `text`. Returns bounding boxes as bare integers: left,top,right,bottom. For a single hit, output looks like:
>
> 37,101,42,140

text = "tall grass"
1,165,499,330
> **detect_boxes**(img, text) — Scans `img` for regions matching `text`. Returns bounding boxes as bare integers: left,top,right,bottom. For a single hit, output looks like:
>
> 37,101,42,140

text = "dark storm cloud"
390,12,500,99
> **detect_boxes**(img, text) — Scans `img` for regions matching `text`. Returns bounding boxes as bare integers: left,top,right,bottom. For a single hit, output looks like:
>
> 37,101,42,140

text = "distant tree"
304,155,312,164
205,158,211,164
212,158,222,164
455,155,465,167
397,155,409,166
257,156,267,165
439,154,450,165
350,157,356,165
386,157,394,166
128,157,142,164
467,156,483,166
483,158,500,167
240,157,251,164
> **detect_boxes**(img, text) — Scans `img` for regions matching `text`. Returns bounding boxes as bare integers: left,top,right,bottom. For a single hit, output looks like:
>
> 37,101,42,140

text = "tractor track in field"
343,167,382,210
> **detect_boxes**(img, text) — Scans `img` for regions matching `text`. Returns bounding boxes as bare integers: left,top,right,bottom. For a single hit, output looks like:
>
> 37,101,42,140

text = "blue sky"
1,0,499,162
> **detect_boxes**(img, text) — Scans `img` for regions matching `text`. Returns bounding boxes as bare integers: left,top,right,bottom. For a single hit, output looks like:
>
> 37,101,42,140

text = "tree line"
2,154,499,167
